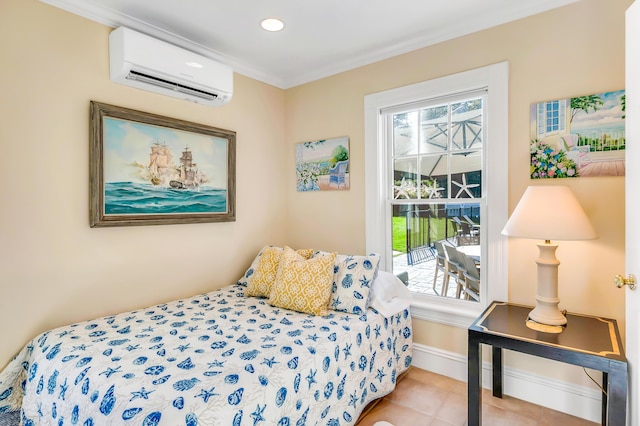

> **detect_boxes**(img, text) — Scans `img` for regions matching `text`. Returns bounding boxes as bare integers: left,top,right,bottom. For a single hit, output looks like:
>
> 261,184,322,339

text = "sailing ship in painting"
148,141,206,189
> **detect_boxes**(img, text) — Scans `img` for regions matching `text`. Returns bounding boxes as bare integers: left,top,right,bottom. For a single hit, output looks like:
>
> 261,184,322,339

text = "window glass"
393,158,419,199
419,155,448,199
389,95,484,301
419,105,448,154
392,203,481,298
394,111,418,156
451,100,483,150
451,152,482,199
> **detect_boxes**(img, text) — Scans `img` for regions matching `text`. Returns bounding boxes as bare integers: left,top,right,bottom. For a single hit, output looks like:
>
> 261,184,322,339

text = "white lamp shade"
502,185,597,241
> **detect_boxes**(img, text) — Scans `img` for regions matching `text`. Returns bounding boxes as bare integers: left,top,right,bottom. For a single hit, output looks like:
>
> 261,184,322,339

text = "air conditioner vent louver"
126,70,217,101
109,27,233,107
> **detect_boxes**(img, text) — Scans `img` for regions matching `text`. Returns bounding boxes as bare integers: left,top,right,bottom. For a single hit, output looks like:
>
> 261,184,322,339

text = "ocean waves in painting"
105,182,227,214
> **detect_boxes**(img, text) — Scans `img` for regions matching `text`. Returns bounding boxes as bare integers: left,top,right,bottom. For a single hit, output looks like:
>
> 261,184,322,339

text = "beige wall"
285,0,629,387
0,0,630,394
0,0,288,367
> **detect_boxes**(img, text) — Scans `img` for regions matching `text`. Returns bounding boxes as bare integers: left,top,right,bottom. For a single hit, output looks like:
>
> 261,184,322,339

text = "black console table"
468,301,627,425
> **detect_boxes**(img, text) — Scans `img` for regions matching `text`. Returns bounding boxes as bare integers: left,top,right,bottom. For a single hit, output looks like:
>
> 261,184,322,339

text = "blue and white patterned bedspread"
0,284,412,425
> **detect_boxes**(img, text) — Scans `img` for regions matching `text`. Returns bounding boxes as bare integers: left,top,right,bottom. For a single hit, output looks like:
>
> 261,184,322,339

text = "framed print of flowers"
530,90,625,178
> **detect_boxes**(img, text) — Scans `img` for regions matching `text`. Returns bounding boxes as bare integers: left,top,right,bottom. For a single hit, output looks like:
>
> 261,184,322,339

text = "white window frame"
364,62,509,328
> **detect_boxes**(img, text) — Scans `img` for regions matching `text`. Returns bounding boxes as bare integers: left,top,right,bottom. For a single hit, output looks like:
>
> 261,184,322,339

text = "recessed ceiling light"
185,61,203,69
261,18,284,32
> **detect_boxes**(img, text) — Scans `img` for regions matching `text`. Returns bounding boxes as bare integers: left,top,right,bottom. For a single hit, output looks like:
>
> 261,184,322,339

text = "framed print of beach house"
295,136,350,191
89,101,236,227
530,90,625,179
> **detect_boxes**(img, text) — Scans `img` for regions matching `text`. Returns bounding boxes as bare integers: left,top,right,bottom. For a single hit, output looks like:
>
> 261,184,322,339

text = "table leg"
468,331,482,426
601,371,608,426
492,346,503,398
607,361,628,426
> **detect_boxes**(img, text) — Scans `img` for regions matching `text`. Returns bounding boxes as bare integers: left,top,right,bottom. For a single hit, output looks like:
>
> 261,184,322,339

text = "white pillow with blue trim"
314,251,381,315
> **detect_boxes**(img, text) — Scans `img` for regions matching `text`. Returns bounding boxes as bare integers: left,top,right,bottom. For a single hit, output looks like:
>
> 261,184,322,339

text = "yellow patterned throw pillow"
245,246,313,297
295,248,314,259
269,246,337,316
244,246,284,297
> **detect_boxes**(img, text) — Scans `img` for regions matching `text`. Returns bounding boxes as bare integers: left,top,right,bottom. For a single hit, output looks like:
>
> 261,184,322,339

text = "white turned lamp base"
525,242,566,334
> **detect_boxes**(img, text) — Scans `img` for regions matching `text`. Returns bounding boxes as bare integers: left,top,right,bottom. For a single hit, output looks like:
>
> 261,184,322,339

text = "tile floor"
393,250,461,298
356,367,598,426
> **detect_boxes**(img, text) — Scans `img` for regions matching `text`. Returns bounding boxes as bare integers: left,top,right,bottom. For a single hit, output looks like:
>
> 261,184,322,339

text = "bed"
0,247,413,425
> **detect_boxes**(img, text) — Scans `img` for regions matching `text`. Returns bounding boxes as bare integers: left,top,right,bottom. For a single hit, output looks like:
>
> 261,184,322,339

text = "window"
536,100,567,137
388,93,484,300
364,63,509,326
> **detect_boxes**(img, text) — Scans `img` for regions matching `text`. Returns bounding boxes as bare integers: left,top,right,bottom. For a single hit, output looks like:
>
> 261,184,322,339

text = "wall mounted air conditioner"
109,27,233,107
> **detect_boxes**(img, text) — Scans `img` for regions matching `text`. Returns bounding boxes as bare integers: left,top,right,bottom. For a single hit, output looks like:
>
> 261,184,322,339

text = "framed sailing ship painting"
89,101,236,227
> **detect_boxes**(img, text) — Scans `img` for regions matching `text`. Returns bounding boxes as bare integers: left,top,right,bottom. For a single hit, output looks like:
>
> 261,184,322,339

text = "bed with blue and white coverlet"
0,284,412,425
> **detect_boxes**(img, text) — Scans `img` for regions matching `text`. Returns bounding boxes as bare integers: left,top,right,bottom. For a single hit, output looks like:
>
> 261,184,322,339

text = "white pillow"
369,270,412,317
312,251,381,315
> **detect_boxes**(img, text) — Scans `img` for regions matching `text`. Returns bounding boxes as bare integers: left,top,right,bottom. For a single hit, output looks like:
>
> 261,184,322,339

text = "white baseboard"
410,342,602,423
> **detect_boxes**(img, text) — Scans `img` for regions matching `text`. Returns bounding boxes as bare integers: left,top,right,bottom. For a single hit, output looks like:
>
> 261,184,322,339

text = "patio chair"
449,217,464,244
432,241,448,296
561,134,591,168
444,244,465,299
329,160,349,188
463,215,481,236
396,271,409,286
460,252,480,301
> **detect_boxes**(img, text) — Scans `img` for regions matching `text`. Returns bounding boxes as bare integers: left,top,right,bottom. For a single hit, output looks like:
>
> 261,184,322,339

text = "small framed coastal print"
89,101,236,227
295,136,350,191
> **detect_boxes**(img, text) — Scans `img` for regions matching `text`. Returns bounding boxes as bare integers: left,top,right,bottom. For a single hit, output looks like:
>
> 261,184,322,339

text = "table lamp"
502,185,597,333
